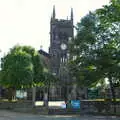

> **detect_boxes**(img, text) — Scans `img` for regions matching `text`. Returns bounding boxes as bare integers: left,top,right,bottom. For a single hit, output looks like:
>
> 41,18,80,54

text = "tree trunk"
43,92,48,107
32,87,36,108
109,76,116,113
7,87,16,101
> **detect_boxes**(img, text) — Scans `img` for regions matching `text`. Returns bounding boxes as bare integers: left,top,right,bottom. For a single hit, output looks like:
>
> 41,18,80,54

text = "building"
49,6,73,81
48,6,75,100
39,48,50,72
37,6,87,101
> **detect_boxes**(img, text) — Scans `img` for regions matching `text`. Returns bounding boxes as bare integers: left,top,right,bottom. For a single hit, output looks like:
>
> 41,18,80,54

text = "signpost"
71,100,80,109
88,88,98,99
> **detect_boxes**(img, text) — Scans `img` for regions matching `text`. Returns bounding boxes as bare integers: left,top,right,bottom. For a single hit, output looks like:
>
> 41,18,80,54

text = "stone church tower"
48,7,87,100
49,6,74,83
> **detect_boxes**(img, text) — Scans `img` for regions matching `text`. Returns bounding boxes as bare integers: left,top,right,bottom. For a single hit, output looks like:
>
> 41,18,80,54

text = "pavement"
0,110,120,120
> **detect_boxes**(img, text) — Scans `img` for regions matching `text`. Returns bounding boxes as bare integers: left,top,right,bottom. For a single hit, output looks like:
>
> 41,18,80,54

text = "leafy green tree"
39,51,58,86
0,47,33,89
69,12,99,87
69,0,120,113
0,45,44,100
37,53,58,106
95,0,120,112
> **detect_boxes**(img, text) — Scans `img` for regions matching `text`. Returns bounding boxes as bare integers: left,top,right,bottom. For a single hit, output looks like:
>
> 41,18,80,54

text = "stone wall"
80,100,120,114
0,101,32,109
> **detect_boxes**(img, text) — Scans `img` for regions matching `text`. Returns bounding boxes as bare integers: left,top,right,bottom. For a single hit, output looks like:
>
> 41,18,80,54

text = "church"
38,6,87,101
49,5,73,78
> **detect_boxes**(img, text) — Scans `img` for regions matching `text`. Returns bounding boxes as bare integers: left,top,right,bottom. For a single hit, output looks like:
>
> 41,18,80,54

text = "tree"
69,12,99,87
95,0,120,112
69,0,120,113
0,45,44,100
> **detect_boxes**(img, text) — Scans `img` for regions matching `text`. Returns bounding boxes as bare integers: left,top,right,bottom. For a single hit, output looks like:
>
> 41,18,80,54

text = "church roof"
38,49,50,58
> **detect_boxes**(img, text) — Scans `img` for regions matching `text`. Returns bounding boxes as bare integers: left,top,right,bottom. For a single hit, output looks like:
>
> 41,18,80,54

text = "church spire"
52,5,56,19
70,8,73,21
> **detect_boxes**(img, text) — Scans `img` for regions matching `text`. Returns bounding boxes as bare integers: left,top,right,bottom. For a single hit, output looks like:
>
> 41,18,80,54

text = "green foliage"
38,53,58,86
97,0,120,23
32,54,43,85
0,45,44,89
69,1,120,89
69,12,98,87
42,72,58,86
95,1,120,85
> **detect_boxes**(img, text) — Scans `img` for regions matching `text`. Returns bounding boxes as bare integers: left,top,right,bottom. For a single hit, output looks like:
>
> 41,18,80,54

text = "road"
0,110,119,120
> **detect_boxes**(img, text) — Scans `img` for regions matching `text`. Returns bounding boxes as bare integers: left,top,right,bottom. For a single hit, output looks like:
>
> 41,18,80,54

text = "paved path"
0,110,119,120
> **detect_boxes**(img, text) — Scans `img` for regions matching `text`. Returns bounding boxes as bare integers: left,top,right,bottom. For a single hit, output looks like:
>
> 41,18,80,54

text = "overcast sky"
0,0,110,56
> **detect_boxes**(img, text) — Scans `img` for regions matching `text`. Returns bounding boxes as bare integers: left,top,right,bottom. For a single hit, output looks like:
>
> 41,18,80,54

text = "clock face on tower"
60,43,67,50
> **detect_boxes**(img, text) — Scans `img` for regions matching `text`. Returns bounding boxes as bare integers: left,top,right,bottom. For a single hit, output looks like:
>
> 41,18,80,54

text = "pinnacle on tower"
70,7,73,21
53,5,56,19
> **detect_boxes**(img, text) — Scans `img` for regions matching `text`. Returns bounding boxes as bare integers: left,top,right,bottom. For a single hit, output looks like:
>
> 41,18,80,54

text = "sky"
0,0,110,56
